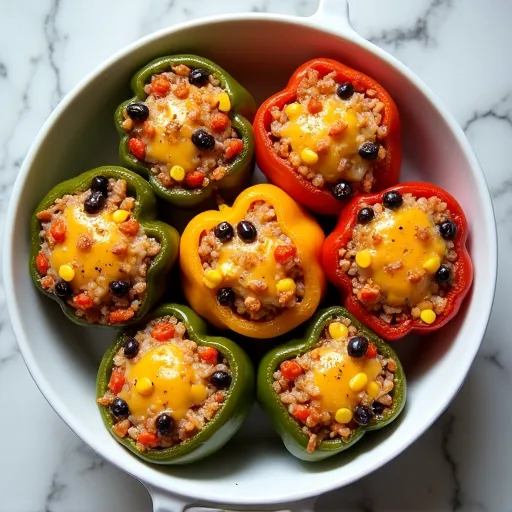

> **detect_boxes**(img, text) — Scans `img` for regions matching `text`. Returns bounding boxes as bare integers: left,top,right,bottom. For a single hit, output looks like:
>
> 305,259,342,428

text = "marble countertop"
1,0,510,510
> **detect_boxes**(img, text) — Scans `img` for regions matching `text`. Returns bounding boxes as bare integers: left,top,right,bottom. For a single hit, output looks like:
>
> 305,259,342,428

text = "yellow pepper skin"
180,184,326,339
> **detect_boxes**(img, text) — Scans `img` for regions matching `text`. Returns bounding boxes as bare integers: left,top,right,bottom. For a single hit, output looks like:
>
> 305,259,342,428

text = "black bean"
372,401,385,416
237,220,257,242
347,336,369,358
111,398,129,419
191,129,215,150
126,102,149,122
54,281,72,299
109,281,130,297
336,82,354,99
358,142,380,160
210,371,232,389
217,287,235,307
382,190,403,209
123,338,139,359
91,176,109,197
84,190,105,214
438,219,457,240
357,207,375,224
331,180,353,200
435,265,451,283
353,405,373,426
188,68,210,86
156,413,173,435
213,222,234,243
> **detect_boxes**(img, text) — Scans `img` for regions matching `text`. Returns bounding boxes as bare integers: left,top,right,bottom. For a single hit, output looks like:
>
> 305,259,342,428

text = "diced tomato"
73,293,94,310
118,219,140,236
108,368,125,394
224,139,243,160
274,244,297,265
365,343,378,359
108,309,135,324
185,171,205,188
50,219,66,243
138,431,159,447
280,360,304,380
211,113,230,132
36,252,50,275
151,76,170,96
128,138,146,160
143,121,155,138
151,322,175,341
360,287,380,304
293,405,310,422
198,346,218,364
307,97,322,114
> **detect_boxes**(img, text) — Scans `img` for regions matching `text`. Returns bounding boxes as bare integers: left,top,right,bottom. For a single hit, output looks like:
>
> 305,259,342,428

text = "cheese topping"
313,347,382,412
279,98,366,182
217,238,280,298
119,343,208,420
358,207,446,306
49,206,126,290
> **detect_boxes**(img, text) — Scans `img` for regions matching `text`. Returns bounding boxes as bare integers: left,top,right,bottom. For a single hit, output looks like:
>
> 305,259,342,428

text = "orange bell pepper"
180,184,326,339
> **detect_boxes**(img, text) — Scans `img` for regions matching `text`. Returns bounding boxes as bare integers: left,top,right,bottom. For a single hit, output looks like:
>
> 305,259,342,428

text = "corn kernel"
112,209,130,223
191,384,208,403
135,377,153,396
203,269,223,289
301,148,319,165
328,322,349,340
423,254,441,273
355,250,372,268
276,278,296,294
170,165,185,182
217,92,231,112
420,309,437,324
349,372,368,392
285,102,302,118
58,264,75,282
367,381,381,399
335,408,353,424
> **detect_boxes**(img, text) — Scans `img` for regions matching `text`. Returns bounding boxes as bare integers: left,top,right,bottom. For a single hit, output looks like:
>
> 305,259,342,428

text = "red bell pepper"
254,58,402,216
322,182,473,340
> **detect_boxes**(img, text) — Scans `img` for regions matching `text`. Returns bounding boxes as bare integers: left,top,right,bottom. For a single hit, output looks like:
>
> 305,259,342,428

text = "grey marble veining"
1,0,511,511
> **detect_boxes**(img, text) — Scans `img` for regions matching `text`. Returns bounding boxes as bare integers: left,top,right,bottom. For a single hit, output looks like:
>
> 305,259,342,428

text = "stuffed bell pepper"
258,306,406,461
97,304,254,464
254,58,401,215
31,166,179,327
180,184,326,339
116,54,256,207
322,183,473,341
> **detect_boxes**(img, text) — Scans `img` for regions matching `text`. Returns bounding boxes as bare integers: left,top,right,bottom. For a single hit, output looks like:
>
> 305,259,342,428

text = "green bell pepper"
257,306,406,461
30,166,180,328
96,303,255,464
115,54,256,207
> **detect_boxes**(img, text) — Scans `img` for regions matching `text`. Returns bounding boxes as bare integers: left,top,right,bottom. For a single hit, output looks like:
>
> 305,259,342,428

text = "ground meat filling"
339,191,457,325
97,315,231,452
35,177,160,325
198,200,305,321
273,317,397,453
122,64,244,190
269,69,388,197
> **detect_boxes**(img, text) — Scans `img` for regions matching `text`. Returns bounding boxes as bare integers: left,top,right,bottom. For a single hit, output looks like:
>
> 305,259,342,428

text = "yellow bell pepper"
180,184,326,339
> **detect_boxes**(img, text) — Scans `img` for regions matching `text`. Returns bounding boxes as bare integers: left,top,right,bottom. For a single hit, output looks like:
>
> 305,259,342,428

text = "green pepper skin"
97,304,255,464
115,54,256,207
30,166,180,328
257,306,406,461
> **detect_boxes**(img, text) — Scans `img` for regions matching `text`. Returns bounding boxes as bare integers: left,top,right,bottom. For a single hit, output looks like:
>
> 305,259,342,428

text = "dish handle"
308,0,357,36
148,487,317,512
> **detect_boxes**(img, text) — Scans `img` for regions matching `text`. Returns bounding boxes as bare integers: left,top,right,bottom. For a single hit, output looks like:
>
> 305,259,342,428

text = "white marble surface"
1,0,511,510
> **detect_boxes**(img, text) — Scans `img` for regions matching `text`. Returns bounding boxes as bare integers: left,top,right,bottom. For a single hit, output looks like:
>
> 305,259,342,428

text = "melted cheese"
360,207,446,306
313,347,382,412
217,238,280,298
279,97,364,182
119,343,207,420
49,206,126,290
144,86,204,171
